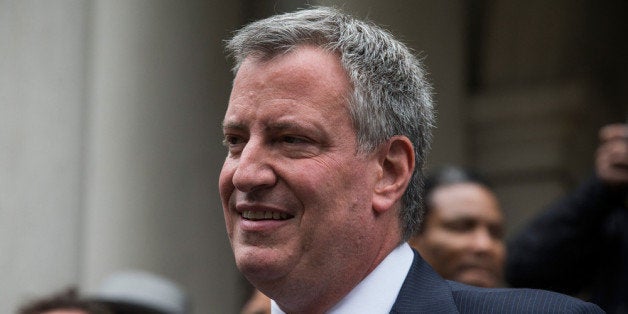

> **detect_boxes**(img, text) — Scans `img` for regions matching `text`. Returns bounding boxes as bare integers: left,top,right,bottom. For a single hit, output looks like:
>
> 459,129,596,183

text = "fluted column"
83,1,242,312
0,1,88,312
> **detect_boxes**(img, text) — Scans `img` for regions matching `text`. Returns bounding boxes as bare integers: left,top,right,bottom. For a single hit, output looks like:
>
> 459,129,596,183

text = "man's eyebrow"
222,120,324,136
264,121,303,132
222,121,299,131
222,121,247,132
265,121,327,138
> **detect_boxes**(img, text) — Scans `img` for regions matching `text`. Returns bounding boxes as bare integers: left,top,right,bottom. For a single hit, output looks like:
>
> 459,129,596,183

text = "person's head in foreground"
18,288,111,314
409,166,505,288
220,6,603,313
91,270,189,314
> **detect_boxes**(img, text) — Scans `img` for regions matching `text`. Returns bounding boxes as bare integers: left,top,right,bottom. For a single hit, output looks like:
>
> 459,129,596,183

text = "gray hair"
225,6,435,241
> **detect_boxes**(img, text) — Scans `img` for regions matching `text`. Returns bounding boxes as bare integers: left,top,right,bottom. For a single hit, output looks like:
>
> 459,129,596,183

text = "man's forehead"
432,202,504,225
224,46,354,132
235,46,349,88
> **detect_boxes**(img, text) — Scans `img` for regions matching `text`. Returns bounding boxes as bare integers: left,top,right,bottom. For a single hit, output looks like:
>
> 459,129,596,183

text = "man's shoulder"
446,280,604,313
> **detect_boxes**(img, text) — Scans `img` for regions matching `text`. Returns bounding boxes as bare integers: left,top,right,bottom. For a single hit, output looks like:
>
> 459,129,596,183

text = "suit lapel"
390,249,459,313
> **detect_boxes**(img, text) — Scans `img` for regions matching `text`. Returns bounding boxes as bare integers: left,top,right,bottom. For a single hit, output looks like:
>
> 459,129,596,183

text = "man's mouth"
242,211,292,221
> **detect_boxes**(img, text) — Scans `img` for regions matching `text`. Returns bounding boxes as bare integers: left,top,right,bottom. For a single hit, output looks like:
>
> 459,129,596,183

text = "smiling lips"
242,210,292,220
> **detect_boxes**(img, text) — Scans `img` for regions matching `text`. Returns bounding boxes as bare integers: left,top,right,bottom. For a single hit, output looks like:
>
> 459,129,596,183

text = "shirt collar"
271,243,414,314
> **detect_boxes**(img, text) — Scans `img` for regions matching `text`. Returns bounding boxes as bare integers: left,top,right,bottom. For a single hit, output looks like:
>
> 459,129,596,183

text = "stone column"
83,1,242,312
0,1,88,312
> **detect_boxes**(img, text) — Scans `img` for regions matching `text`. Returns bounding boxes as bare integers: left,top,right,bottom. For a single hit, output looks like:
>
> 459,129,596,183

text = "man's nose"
232,140,277,192
471,228,497,253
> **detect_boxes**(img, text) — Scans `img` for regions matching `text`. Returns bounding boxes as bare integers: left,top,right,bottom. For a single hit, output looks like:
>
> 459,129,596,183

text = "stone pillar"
82,1,242,312
0,1,88,312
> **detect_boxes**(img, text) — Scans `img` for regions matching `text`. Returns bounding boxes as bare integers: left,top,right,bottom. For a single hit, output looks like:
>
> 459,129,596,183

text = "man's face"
411,183,505,287
220,46,383,296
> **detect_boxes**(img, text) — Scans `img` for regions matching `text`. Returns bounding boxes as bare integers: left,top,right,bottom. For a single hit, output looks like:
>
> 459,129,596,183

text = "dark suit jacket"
390,250,604,313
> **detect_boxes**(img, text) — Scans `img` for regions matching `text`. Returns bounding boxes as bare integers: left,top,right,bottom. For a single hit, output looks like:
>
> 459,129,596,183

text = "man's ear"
373,136,415,213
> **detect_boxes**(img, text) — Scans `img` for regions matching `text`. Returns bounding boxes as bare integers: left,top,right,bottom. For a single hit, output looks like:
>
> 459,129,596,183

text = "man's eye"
223,135,244,147
445,220,475,233
281,136,306,144
489,226,505,240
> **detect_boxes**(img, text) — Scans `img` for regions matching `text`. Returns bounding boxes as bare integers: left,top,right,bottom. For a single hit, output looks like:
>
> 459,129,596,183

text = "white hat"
93,270,188,314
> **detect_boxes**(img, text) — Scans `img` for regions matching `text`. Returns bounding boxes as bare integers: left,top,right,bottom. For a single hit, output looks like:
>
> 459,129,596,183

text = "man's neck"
271,243,413,314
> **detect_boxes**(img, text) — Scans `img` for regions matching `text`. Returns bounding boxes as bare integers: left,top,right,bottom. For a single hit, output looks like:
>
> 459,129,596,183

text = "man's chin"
235,248,286,279
456,271,499,288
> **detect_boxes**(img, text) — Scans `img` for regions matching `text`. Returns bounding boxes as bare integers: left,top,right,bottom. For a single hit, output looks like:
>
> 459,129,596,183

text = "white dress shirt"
271,242,414,314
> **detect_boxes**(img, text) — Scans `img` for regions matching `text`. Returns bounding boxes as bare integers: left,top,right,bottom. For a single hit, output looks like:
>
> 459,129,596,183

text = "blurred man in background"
507,123,628,313
410,166,505,288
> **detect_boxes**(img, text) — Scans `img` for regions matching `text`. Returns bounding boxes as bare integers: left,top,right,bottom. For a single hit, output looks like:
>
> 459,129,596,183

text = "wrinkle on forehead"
235,45,351,104
224,46,355,138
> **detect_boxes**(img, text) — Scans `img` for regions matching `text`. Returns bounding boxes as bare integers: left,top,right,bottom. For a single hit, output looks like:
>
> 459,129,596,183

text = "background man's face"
220,46,383,296
411,183,505,287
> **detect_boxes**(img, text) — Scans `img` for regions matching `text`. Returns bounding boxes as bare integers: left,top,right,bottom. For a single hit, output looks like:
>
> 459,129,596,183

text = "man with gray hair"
219,7,603,313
